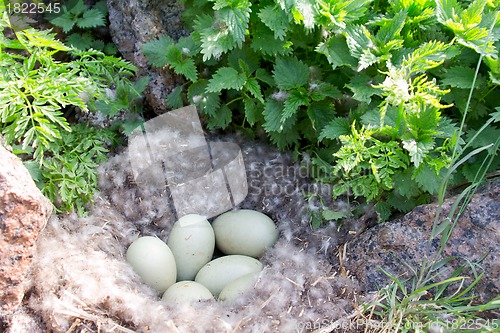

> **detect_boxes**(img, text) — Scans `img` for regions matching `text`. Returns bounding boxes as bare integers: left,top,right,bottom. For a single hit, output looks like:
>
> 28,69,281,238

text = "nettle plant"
143,0,500,223
0,9,145,214
48,0,118,55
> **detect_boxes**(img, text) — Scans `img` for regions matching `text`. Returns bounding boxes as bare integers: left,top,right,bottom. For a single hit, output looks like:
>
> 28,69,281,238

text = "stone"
106,0,187,113
0,144,53,320
345,178,500,303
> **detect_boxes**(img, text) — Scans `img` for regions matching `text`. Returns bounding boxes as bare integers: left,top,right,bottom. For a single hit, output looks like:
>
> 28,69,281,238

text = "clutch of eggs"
126,210,279,302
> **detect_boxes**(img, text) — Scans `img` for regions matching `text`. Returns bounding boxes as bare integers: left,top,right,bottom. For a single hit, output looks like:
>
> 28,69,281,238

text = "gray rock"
106,0,187,113
0,145,53,320
345,178,500,303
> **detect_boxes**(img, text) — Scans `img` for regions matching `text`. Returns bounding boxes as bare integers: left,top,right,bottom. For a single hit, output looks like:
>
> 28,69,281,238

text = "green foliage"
142,0,499,223
0,11,141,214
47,0,117,55
49,0,105,33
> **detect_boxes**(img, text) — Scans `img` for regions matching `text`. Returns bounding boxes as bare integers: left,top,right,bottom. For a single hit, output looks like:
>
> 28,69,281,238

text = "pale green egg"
126,236,177,294
167,214,215,281
195,255,263,297
212,209,279,258
162,281,215,303
218,271,260,301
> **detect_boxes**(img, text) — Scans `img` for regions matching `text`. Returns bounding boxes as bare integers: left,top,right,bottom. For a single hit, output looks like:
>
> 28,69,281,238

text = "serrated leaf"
227,46,260,74
245,77,264,103
273,56,309,90
49,15,75,33
207,67,246,92
414,164,441,194
263,99,283,132
268,127,300,149
376,11,407,45
375,201,392,222
77,8,106,29
316,35,358,70
393,168,420,198
65,33,93,50
251,23,293,56
387,191,421,212
166,86,184,109
346,73,380,103
214,0,251,48
258,5,290,40
402,138,434,168
319,117,351,141
345,25,374,60
142,36,174,68
441,66,484,89
307,100,335,132
188,80,221,117
465,126,500,149
206,103,232,129
173,57,198,82
243,97,260,125
283,89,308,123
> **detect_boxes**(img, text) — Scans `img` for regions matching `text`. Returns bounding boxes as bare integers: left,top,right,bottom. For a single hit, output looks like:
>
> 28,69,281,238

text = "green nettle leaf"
142,36,173,68
213,0,252,47
376,11,407,45
346,74,381,104
282,89,309,123
66,33,94,50
244,77,264,103
173,57,198,82
316,35,358,70
188,80,221,117
77,8,106,29
273,56,309,90
263,99,284,132
441,66,485,89
206,104,232,129
307,100,335,133
413,164,441,194
207,67,246,92
345,25,378,70
166,86,184,109
50,15,75,33
243,97,260,125
319,117,351,141
258,5,290,40
392,168,420,198
250,23,293,56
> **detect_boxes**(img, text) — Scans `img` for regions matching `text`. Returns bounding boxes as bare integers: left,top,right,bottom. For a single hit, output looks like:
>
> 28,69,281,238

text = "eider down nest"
20,131,368,333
